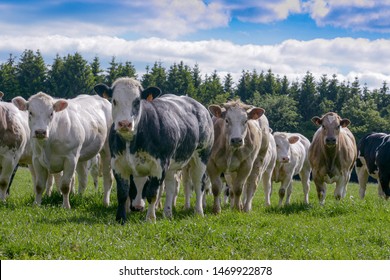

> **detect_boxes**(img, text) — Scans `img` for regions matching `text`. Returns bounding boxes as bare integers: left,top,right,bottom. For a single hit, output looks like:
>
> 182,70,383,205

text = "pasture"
0,167,389,260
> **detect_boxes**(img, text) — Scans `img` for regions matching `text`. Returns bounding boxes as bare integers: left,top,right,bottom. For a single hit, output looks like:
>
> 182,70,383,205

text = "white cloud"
226,0,302,23
304,0,390,32
1,35,389,89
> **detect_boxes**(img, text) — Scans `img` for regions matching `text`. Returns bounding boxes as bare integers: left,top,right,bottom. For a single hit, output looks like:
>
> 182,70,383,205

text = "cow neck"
323,144,339,177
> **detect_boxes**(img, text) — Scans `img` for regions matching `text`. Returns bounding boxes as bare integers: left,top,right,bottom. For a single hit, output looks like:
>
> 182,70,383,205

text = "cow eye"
225,119,229,124
112,99,117,106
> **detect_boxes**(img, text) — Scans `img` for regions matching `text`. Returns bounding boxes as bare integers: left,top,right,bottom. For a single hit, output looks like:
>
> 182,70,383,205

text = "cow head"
94,77,161,141
12,92,68,140
209,100,264,148
274,132,300,163
312,112,351,148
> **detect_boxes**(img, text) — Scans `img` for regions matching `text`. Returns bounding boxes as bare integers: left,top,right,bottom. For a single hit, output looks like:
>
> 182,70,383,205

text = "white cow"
12,92,113,209
88,154,102,191
272,132,311,206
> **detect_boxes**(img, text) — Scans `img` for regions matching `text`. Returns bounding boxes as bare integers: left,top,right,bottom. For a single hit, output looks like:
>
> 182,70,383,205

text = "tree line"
1,49,390,141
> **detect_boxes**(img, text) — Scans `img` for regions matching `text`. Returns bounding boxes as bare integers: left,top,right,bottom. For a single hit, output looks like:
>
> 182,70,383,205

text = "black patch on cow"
109,124,126,157
355,158,363,168
375,135,390,196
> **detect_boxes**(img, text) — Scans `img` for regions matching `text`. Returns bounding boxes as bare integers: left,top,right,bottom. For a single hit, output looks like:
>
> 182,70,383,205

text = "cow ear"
209,105,224,118
311,116,322,126
0,91,4,99
247,107,264,120
288,135,300,144
12,97,28,111
53,99,68,112
340,118,351,127
94,83,112,99
141,87,162,101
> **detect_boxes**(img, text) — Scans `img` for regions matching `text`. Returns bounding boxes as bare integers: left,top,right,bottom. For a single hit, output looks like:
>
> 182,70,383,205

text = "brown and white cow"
309,112,357,205
207,100,275,213
0,93,31,201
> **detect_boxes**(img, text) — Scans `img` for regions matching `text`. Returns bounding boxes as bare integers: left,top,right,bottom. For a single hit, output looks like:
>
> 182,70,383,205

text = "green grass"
1,167,390,260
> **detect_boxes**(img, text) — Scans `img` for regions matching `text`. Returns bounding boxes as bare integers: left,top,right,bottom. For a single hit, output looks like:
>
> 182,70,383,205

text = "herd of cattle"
1,77,390,224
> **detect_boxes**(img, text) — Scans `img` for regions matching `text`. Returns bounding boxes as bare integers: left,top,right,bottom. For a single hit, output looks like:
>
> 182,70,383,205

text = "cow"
12,92,113,209
0,94,30,201
207,100,275,213
309,112,357,205
272,132,311,206
88,154,102,191
356,132,390,199
94,77,214,223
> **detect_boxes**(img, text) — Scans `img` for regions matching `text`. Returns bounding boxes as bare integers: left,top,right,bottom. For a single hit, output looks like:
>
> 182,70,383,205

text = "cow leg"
0,160,15,202
164,170,178,219
31,158,49,206
285,182,293,205
182,165,192,210
300,169,311,204
189,157,207,216
173,172,181,208
100,148,113,207
206,159,224,214
60,159,78,209
356,165,369,199
114,172,130,224
377,181,385,198
314,177,326,205
45,174,54,197
278,177,290,207
378,171,390,198
6,164,19,197
76,160,88,195
132,176,148,211
145,177,161,222
155,181,165,210
243,161,260,212
335,172,350,200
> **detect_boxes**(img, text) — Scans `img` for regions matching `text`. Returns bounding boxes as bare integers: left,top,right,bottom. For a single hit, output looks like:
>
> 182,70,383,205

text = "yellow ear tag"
147,94,153,101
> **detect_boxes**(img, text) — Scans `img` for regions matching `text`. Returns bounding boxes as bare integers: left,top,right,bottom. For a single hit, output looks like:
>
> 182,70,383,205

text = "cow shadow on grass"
265,202,313,215
34,191,220,225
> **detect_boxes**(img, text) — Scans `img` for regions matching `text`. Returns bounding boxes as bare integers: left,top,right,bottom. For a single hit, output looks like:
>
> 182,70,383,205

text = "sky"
1,0,390,89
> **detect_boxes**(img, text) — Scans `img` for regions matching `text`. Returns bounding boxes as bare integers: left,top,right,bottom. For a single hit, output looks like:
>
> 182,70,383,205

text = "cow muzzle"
117,120,133,133
34,129,47,139
230,137,243,147
281,156,290,163
325,137,337,147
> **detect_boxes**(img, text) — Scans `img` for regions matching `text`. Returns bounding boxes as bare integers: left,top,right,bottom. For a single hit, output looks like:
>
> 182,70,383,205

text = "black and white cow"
94,77,214,223
356,132,390,198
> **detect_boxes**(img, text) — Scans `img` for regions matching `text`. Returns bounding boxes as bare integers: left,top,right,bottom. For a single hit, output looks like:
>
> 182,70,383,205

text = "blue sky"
1,0,390,88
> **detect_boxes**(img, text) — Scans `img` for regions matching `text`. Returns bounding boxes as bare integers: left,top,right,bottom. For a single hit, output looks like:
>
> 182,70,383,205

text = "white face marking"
111,80,142,137
327,114,336,124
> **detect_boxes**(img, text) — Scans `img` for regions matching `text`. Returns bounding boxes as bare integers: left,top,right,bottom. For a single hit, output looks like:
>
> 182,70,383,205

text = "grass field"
0,167,389,260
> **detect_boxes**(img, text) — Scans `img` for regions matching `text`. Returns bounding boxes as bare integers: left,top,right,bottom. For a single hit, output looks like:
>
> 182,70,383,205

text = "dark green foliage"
1,50,390,141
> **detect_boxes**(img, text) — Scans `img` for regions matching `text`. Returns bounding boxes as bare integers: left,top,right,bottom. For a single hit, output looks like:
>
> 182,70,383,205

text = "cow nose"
326,137,336,145
230,138,243,146
35,129,47,139
118,120,132,130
